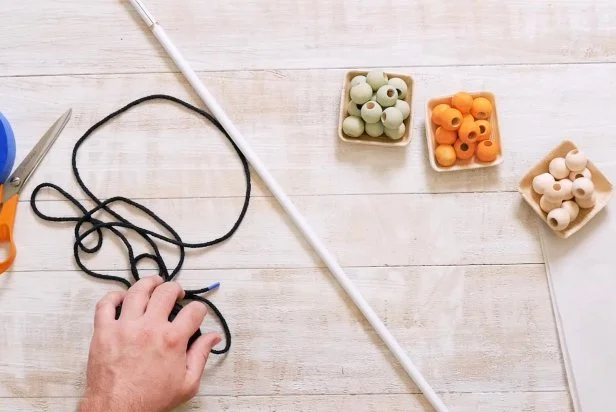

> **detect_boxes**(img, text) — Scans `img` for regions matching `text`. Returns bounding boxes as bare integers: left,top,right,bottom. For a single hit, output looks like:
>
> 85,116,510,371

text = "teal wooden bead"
376,85,398,107
395,100,410,120
347,100,362,117
365,121,384,137
350,75,367,87
366,70,389,91
388,77,408,99
381,107,404,129
360,101,383,124
350,83,373,105
342,116,365,138
384,123,405,140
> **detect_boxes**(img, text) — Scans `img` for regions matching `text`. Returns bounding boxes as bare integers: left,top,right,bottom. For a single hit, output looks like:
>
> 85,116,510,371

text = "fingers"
172,301,206,340
145,281,185,320
184,333,222,391
94,291,126,328
119,276,163,320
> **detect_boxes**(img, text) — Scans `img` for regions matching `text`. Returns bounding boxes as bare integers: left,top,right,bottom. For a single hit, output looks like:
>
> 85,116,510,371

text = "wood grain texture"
1,64,615,199
1,392,572,412
1,0,616,76
10,192,541,272
0,265,565,398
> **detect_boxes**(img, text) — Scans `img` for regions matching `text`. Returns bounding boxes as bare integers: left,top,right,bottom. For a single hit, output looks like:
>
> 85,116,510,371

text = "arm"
79,276,221,412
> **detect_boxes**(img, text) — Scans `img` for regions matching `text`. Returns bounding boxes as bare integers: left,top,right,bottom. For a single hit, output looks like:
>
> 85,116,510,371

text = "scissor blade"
3,109,72,202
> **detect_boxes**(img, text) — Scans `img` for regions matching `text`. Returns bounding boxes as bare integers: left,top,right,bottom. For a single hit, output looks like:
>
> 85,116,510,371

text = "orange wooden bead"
431,104,450,126
435,126,457,145
458,116,480,144
440,108,463,131
454,139,476,160
435,144,456,167
470,97,493,120
451,92,473,114
475,120,492,141
476,139,499,162
463,113,474,122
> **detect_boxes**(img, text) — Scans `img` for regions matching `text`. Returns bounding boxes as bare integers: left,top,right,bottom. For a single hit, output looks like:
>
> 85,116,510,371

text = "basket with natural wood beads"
519,140,614,238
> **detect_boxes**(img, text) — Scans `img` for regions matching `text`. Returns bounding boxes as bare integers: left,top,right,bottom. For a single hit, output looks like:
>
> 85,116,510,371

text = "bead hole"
572,150,579,155
468,132,477,140
382,113,387,121
478,111,486,118
451,117,461,127
553,183,562,191
484,141,492,147
549,218,558,227
386,89,395,98
461,143,469,151
479,125,486,133
576,188,585,196
575,173,583,179
366,102,375,109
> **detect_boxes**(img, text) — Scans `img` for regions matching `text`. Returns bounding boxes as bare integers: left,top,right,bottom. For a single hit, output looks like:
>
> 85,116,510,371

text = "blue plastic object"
0,113,16,184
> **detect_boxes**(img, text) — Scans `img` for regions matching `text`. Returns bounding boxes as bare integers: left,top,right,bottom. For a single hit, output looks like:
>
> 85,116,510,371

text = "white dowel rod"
127,1,448,410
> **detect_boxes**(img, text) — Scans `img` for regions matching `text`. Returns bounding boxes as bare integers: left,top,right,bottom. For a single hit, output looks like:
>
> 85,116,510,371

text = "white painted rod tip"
127,0,157,27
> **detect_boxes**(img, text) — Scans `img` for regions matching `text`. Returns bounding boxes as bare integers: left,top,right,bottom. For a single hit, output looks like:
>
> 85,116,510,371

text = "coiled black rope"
30,94,251,355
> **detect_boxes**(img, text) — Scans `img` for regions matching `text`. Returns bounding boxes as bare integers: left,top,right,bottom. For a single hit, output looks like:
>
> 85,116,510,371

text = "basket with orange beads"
425,92,503,171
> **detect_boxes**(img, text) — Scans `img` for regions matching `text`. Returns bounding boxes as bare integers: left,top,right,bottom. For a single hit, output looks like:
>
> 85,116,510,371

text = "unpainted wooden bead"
366,70,389,91
350,83,373,105
561,200,580,221
572,177,594,199
376,85,399,108
532,173,555,195
557,179,573,200
395,100,410,120
347,100,362,117
381,107,404,129
342,116,365,138
544,181,570,202
547,208,571,231
388,77,408,99
548,157,569,180
565,149,588,172
576,192,597,209
360,101,383,124
384,123,405,140
365,121,384,137
350,75,367,87
569,168,592,181
540,195,562,213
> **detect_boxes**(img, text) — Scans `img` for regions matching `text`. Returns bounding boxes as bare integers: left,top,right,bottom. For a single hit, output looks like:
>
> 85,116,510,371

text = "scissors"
0,109,72,274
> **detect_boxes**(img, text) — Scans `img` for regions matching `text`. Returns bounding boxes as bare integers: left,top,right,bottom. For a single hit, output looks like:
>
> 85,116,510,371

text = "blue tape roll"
0,113,17,184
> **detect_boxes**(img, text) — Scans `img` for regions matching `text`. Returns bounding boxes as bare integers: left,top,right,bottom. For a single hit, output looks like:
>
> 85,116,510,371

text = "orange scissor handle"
0,186,18,275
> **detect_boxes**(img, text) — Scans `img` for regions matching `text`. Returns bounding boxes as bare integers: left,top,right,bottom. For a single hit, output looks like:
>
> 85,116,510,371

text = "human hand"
78,276,221,412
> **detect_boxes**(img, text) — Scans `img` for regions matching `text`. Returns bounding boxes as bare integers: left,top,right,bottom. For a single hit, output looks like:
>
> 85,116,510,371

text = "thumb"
185,333,221,389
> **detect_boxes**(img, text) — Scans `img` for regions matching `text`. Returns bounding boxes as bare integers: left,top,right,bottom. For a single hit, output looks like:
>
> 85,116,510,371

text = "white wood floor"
3,1,615,410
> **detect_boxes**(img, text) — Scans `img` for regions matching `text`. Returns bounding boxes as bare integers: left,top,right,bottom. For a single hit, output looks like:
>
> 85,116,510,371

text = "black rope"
30,94,252,355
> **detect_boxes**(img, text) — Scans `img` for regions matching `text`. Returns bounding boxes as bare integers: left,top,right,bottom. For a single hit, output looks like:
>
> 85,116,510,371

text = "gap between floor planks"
1,60,615,80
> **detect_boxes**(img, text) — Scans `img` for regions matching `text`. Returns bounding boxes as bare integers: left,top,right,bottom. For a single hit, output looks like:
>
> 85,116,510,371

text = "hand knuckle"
163,329,182,347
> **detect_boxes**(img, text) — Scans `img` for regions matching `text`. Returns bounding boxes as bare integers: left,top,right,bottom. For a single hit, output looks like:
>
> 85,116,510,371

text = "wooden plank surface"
0,265,565,398
1,1,615,76
2,392,572,412
10,192,541,272
1,64,615,199
5,0,607,409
